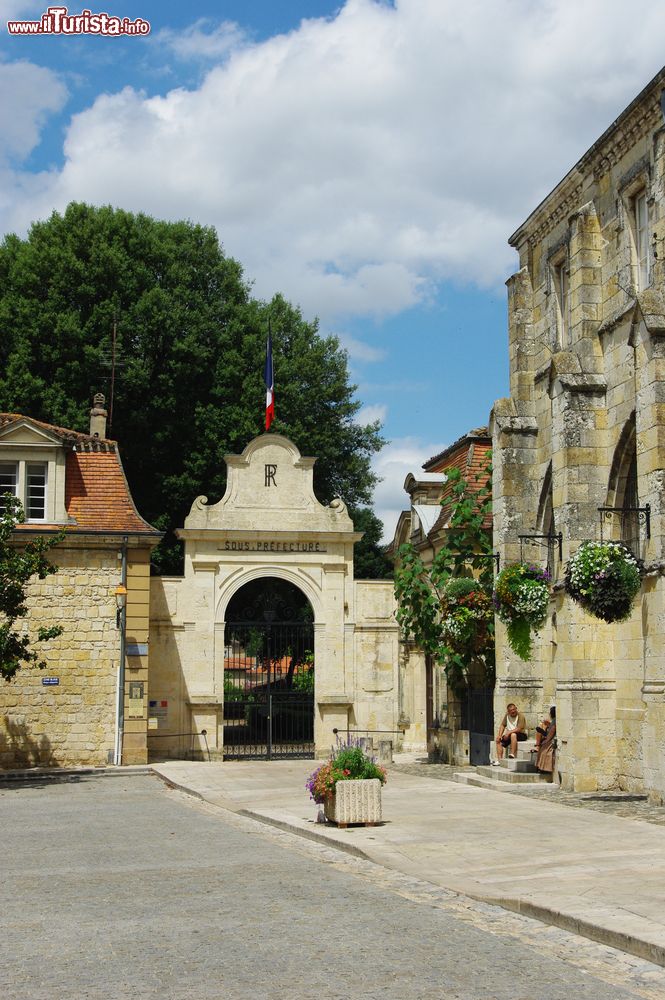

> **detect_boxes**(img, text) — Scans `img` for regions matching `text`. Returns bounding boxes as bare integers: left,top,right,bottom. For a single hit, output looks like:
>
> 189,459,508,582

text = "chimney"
89,393,108,438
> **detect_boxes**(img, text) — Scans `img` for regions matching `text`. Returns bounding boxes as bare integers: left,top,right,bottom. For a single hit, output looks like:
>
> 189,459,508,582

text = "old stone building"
0,398,161,768
492,67,665,799
387,427,492,762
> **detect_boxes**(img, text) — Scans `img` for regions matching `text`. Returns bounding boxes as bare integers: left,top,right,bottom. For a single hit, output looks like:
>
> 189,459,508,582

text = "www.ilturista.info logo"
7,6,150,35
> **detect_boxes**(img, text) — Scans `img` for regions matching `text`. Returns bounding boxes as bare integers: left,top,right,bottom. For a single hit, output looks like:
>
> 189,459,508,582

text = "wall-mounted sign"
149,699,168,720
220,540,326,553
42,677,59,686
126,643,148,657
128,681,144,718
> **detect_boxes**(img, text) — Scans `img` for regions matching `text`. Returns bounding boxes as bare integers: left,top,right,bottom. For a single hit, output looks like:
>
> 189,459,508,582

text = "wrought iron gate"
223,620,315,759
462,686,494,766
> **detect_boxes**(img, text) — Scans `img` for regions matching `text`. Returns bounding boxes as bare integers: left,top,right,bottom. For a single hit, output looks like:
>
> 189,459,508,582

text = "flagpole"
264,318,274,431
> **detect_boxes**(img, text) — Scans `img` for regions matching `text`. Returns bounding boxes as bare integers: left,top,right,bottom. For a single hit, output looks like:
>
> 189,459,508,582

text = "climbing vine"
393,460,494,691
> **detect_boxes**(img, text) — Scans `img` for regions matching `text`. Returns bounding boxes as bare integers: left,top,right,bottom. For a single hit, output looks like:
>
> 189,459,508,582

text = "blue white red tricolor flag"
265,325,274,431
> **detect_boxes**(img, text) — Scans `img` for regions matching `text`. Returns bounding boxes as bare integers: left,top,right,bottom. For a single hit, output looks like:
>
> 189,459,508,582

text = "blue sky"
2,0,665,537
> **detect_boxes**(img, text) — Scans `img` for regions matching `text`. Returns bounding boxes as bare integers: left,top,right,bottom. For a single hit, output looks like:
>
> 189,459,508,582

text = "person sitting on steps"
492,703,528,765
532,706,556,753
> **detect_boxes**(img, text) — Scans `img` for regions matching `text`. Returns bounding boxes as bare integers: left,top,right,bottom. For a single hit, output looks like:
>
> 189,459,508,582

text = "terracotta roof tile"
64,451,157,533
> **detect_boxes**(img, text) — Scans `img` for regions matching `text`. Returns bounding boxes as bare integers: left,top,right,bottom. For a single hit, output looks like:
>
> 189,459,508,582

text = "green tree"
350,507,392,579
0,203,385,574
0,496,63,680
393,463,494,691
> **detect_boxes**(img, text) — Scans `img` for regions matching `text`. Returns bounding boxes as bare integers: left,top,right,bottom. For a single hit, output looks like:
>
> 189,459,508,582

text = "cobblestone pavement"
2,773,665,1000
391,761,665,825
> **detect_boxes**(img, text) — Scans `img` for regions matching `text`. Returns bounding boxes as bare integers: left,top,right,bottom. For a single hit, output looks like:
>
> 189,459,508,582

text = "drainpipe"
114,536,128,766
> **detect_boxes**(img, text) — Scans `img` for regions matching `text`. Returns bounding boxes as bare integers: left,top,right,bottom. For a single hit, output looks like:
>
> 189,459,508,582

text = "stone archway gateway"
149,434,408,760
223,577,315,759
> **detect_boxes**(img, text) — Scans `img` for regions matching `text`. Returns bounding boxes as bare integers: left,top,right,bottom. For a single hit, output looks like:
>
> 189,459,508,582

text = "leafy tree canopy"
0,496,63,680
0,203,386,574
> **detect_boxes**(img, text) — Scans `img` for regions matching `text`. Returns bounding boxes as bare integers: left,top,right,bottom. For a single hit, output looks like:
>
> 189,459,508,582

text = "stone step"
453,772,557,792
502,758,538,773
473,764,549,784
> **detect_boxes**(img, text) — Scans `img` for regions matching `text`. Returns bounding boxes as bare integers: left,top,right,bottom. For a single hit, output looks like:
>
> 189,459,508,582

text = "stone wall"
493,70,665,799
0,546,119,768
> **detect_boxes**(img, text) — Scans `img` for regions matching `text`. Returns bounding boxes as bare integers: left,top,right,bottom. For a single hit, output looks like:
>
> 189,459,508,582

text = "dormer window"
0,460,48,521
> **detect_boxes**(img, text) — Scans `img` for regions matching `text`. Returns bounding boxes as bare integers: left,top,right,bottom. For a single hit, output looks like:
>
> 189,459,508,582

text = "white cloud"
2,0,665,326
337,332,386,363
356,403,387,425
372,435,448,543
0,60,67,163
154,19,247,62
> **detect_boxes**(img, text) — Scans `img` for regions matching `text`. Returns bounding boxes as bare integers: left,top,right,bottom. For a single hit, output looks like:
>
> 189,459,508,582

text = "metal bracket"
518,531,563,563
598,504,650,541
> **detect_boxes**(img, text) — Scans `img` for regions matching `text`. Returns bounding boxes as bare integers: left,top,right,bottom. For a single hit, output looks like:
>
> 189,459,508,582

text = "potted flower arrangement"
493,563,550,661
440,578,494,657
565,541,642,623
306,740,387,826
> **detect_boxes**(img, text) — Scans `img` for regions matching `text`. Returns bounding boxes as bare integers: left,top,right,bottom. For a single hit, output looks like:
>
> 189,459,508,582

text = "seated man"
492,703,528,764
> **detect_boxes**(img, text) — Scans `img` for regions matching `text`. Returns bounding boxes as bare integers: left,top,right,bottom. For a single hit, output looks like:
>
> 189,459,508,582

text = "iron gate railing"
223,621,314,759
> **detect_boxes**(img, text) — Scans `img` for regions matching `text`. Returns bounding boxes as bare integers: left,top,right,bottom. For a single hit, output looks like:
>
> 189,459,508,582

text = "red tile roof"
1,413,159,535
64,450,157,534
426,432,492,534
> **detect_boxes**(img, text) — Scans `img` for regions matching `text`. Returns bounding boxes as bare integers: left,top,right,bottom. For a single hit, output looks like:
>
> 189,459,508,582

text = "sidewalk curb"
238,808,374,862
476,894,665,969
152,767,665,969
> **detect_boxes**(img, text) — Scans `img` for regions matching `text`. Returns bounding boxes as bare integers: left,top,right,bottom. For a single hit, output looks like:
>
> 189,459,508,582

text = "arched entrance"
223,577,315,759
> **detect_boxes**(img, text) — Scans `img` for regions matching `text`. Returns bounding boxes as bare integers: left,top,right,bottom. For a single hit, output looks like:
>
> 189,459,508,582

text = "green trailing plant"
565,541,642,623
0,495,64,680
394,460,494,691
492,563,550,661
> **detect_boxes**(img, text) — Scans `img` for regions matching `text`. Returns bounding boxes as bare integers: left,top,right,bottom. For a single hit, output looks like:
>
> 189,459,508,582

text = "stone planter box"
324,778,382,826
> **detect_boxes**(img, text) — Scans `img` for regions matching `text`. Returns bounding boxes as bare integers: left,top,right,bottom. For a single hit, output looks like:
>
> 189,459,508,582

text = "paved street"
2,773,665,1000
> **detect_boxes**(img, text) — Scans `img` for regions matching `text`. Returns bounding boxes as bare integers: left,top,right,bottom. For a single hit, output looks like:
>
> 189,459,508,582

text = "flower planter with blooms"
440,578,494,658
307,741,386,826
565,541,642,623
493,563,550,661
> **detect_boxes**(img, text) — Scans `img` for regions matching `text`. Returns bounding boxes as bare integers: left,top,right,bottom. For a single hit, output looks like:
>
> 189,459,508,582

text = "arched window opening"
607,415,640,555
536,465,557,579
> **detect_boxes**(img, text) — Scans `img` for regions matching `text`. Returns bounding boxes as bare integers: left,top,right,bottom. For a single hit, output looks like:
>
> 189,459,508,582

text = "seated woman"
533,705,556,751
492,703,528,764
536,707,557,775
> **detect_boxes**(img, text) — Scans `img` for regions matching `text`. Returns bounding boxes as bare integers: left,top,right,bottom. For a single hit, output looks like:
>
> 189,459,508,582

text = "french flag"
265,325,274,431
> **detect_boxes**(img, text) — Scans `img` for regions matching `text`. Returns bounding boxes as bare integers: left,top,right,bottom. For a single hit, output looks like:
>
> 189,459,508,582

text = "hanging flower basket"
440,579,494,657
492,563,550,661
565,541,642,623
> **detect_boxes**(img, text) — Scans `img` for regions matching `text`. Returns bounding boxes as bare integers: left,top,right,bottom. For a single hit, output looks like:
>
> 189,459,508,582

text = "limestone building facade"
0,399,160,768
492,67,665,799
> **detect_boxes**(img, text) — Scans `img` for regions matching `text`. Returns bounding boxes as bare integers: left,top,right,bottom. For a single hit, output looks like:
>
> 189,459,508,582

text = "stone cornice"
556,374,607,394
510,68,665,250
494,416,538,436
